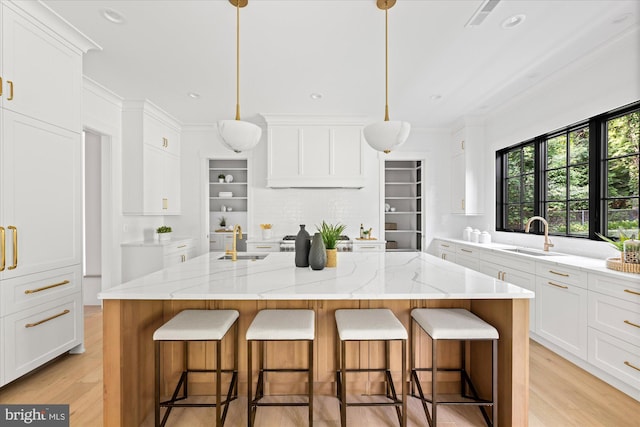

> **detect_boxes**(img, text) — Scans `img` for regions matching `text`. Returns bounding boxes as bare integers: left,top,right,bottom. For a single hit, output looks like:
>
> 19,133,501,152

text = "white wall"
457,28,640,259
84,130,101,276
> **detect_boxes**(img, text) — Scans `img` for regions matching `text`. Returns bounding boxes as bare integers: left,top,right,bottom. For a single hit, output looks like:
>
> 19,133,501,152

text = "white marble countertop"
99,251,534,301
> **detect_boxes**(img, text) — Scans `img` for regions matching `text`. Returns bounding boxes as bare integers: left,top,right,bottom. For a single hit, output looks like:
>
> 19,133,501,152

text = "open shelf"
384,160,422,252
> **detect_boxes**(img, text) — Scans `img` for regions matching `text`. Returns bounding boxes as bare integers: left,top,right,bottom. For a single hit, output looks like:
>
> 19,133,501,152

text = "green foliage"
156,226,172,233
596,229,638,251
219,216,226,227
317,221,346,250
218,173,226,179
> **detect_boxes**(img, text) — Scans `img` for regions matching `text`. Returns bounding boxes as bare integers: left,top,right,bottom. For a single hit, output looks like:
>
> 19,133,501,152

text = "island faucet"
225,224,243,261
524,216,554,252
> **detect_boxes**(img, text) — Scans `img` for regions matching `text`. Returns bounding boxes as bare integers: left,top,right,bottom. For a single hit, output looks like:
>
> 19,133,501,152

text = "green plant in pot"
317,221,346,268
156,226,172,241
218,173,225,183
596,229,639,263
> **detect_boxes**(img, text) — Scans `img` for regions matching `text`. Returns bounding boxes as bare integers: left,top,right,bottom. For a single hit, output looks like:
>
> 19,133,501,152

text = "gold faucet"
524,216,554,252
225,224,243,261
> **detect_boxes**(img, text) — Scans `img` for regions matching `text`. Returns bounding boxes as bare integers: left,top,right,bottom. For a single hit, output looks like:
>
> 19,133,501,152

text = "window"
496,101,640,240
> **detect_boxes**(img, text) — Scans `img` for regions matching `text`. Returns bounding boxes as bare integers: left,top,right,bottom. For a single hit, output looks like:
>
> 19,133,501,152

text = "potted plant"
218,173,225,183
317,221,346,268
156,225,172,242
597,229,639,263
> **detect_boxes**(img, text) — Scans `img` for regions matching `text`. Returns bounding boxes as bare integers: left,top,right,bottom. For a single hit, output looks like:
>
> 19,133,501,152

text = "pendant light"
217,0,262,153
363,0,410,154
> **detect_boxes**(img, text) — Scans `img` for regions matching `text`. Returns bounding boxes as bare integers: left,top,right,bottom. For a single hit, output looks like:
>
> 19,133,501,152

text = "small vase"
309,233,326,270
295,225,311,267
326,248,337,268
158,232,171,242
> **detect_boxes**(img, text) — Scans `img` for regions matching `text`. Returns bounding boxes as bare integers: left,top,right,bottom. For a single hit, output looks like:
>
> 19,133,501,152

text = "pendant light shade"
217,0,262,153
364,0,410,154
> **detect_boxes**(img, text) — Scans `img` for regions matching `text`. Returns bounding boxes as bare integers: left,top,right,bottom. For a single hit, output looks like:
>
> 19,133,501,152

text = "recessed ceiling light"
310,93,323,100
430,94,442,101
612,12,632,24
188,92,201,99
501,14,526,29
102,8,125,24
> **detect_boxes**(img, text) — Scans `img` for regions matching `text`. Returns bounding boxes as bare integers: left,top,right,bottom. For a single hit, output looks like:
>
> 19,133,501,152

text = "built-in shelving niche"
209,159,248,233
384,160,422,252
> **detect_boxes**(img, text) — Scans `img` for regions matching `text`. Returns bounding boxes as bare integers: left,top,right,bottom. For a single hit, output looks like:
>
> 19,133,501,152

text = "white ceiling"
43,0,640,128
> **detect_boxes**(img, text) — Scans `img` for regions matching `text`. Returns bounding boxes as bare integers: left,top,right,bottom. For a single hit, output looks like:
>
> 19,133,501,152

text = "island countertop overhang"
99,251,534,301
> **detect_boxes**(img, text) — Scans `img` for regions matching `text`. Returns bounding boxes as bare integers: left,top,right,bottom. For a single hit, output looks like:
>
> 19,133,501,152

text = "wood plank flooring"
0,306,638,426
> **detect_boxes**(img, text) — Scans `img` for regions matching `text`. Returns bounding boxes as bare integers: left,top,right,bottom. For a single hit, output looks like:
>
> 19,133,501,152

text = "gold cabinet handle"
7,80,14,100
162,198,168,210
177,245,186,248
0,76,3,97
25,280,70,294
0,226,5,271
549,270,569,277
461,248,473,253
8,225,17,270
461,199,465,210
256,246,273,249
440,244,450,248
25,309,70,328
624,289,640,297
548,281,568,289
624,320,640,329
624,361,640,372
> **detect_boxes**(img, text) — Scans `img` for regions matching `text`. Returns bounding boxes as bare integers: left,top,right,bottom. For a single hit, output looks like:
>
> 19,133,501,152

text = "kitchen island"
100,251,533,426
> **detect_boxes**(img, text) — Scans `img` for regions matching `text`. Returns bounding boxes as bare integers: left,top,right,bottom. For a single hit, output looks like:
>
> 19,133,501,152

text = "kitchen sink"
501,248,565,257
217,254,269,261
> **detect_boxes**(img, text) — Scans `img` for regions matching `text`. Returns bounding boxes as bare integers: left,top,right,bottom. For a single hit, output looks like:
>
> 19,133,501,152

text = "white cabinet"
433,239,456,262
454,243,480,270
122,100,181,215
352,240,386,252
0,0,95,387
535,262,588,360
263,115,366,188
246,242,280,252
450,121,484,215
121,238,195,282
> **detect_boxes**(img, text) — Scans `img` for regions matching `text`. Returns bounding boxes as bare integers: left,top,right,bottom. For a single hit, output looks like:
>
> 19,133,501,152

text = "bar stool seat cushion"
246,309,315,340
411,308,499,340
336,309,408,341
153,309,239,341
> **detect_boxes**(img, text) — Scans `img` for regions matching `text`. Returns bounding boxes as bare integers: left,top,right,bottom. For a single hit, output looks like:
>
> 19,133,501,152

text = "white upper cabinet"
1,2,90,132
263,115,366,188
450,119,485,215
122,100,181,215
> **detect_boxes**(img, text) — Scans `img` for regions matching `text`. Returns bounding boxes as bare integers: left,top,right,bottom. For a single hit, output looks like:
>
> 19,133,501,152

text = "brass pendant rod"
384,7,390,122
235,0,241,120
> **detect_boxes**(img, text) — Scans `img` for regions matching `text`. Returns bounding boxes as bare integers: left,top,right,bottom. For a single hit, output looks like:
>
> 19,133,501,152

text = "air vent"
465,0,501,27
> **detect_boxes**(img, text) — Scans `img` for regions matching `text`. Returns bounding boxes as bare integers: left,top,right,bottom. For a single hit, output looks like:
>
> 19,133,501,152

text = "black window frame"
496,100,640,240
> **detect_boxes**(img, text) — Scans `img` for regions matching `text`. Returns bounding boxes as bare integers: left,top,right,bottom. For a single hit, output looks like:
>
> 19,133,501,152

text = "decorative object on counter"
360,223,364,239
260,223,273,240
295,224,311,267
362,0,410,154
623,239,640,264
224,174,233,183
309,233,326,270
317,221,346,268
156,226,172,242
463,226,472,241
471,229,481,243
218,173,225,183
219,216,226,228
596,229,638,252
386,240,398,249
217,0,262,153
479,231,491,244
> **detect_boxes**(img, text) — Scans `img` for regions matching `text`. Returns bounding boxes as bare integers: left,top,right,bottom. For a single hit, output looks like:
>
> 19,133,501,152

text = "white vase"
158,232,171,242
262,229,273,240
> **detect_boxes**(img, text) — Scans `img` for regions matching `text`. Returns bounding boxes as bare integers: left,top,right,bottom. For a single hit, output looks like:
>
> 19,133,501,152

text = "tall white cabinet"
450,120,485,215
0,0,97,387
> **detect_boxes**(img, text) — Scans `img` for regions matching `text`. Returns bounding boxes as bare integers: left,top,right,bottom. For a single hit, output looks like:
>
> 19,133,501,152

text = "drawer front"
536,262,588,289
588,328,640,391
353,243,385,252
482,251,535,273
456,244,479,258
246,243,280,252
3,293,82,384
1,266,81,315
588,292,640,345
589,273,640,305
163,239,194,256
455,253,480,270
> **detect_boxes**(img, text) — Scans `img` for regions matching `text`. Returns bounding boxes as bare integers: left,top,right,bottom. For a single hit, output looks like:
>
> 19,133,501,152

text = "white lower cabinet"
245,242,280,252
121,238,195,282
536,276,588,359
352,241,386,252
434,239,455,262
3,292,82,385
588,328,640,392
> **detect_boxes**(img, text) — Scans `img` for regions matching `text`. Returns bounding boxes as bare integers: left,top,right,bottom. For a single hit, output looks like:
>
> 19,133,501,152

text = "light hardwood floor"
0,306,638,426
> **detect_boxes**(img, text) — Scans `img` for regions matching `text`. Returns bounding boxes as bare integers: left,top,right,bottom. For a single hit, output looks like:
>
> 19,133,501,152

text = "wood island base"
103,298,529,426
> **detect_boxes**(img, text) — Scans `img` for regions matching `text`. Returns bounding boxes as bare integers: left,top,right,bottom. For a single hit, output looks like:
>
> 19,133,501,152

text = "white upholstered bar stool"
246,309,315,427
153,309,239,427
335,309,408,427
410,308,499,427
